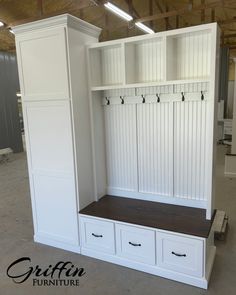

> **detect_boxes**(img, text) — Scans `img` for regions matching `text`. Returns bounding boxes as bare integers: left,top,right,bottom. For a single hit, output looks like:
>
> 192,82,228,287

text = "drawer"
156,232,204,277
116,224,156,265
80,216,115,254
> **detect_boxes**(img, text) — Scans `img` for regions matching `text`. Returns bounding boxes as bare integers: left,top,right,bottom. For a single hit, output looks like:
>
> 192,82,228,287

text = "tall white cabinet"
13,15,101,252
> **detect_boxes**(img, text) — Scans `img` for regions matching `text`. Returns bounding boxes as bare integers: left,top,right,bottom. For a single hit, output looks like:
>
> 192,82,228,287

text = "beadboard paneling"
136,40,163,83
101,46,123,86
104,104,138,191
137,102,173,196
175,31,211,80
126,38,163,84
174,100,207,201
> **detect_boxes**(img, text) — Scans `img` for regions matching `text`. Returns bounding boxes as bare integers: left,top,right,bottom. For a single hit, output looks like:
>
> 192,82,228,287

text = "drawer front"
80,216,115,254
157,232,204,277
116,224,156,265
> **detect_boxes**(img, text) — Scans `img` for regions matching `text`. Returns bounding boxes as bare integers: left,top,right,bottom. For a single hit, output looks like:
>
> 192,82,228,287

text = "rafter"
125,0,140,19
154,0,172,29
37,0,43,17
7,0,92,28
219,17,236,25
136,0,235,24
223,33,236,38
201,0,205,23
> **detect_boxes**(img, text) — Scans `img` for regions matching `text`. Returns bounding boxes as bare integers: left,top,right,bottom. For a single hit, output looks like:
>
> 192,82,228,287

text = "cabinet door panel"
25,100,74,174
17,28,70,100
33,174,78,245
24,100,78,246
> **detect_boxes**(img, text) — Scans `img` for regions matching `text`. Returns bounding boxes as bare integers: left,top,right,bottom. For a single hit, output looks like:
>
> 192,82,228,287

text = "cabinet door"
16,27,70,101
24,100,78,246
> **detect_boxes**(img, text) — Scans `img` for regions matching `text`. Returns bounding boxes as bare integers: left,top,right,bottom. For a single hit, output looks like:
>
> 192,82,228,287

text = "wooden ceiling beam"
201,0,205,23
219,17,236,25
224,42,236,47
149,0,154,29
7,0,93,28
125,0,140,19
37,0,43,17
222,33,236,38
154,0,172,29
211,8,215,22
135,0,235,23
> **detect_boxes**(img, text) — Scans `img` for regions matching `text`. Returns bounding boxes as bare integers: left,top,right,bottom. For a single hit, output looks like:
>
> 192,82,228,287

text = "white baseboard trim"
34,234,81,254
81,247,208,289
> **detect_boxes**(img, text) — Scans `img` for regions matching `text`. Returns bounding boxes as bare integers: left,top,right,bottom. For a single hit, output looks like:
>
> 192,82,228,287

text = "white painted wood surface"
89,23,219,220
104,104,138,192
137,102,173,196
14,14,101,251
116,223,156,265
79,214,215,289
88,24,215,90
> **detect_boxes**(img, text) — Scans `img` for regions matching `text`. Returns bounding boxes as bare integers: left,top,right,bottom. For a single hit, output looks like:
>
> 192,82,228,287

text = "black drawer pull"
129,242,141,247
171,251,186,257
92,233,103,238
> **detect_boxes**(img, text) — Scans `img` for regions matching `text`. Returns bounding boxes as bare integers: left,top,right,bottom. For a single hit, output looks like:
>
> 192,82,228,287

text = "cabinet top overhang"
12,14,102,38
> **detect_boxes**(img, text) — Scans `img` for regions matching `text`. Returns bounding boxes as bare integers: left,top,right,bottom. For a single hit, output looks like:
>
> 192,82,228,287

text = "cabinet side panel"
67,27,97,210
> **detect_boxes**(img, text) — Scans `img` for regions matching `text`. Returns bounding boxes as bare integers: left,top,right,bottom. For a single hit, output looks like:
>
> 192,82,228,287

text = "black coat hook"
105,97,110,105
181,92,185,102
120,96,124,104
156,93,160,103
201,91,204,101
142,95,145,103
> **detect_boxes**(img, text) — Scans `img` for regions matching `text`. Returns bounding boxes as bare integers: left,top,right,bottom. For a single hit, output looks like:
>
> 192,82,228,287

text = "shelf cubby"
125,37,164,84
89,44,124,88
166,30,211,81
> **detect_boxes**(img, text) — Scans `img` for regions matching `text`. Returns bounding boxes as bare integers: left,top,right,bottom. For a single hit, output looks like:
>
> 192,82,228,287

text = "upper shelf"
88,23,217,91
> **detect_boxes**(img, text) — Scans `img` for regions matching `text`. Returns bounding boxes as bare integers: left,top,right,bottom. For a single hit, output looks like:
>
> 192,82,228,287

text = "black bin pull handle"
171,251,186,257
92,233,103,238
129,241,141,247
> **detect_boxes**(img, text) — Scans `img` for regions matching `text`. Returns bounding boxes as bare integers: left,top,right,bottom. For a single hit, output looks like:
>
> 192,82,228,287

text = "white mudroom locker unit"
13,14,219,289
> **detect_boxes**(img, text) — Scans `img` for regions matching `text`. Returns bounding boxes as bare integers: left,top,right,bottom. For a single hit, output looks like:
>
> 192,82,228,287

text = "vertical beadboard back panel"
136,39,163,83
104,104,138,191
125,38,163,84
89,45,123,87
167,30,211,80
101,46,123,86
137,102,173,196
174,100,207,201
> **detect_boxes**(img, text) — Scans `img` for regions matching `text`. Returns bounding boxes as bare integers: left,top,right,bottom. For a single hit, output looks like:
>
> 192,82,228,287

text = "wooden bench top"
80,195,215,238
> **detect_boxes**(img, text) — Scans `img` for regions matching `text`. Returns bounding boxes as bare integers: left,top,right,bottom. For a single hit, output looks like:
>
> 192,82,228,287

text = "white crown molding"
12,14,102,38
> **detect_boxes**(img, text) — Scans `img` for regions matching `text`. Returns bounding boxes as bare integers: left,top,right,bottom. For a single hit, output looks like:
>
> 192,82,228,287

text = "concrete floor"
0,145,235,295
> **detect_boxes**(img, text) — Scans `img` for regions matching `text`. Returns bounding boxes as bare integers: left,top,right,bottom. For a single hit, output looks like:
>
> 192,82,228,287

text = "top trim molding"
12,14,102,38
